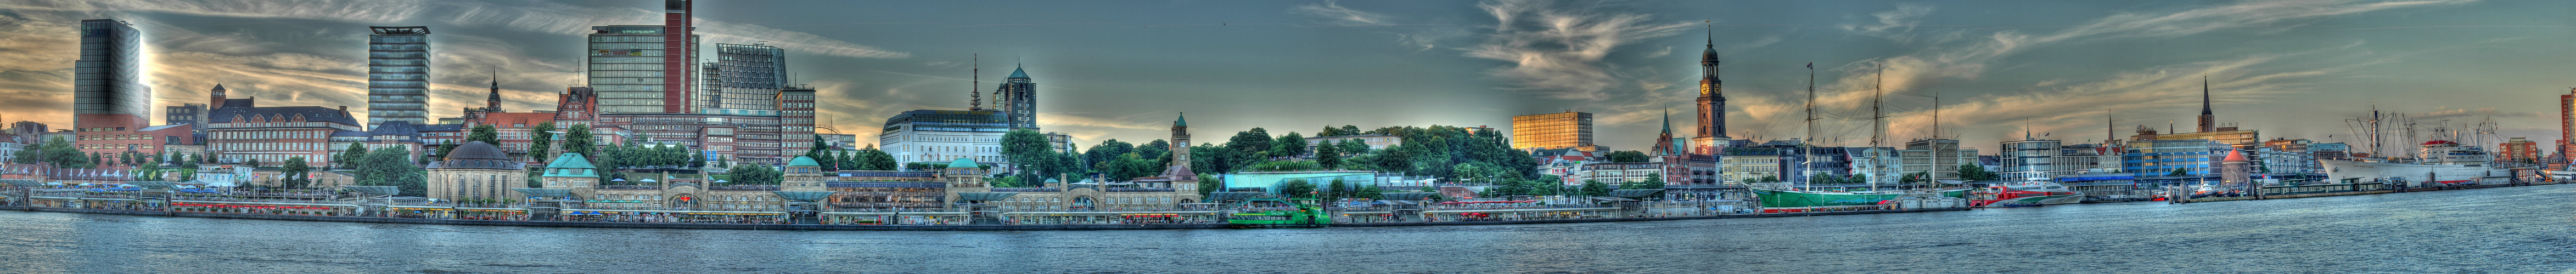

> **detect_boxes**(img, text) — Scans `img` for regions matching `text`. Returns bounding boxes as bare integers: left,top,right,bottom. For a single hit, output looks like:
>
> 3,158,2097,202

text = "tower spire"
2198,74,2214,132
969,54,982,111
486,67,501,109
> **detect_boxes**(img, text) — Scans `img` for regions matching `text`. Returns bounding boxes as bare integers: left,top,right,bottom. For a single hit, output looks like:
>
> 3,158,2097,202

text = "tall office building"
993,67,1037,130
660,0,697,113
366,26,431,129
586,25,668,114
1510,111,1596,151
708,43,787,113
780,86,816,152
584,0,697,115
74,19,148,124
2560,88,2575,159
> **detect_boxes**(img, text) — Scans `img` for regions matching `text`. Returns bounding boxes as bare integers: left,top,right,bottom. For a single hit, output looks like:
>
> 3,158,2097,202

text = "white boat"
2321,140,2506,189
1969,180,2085,207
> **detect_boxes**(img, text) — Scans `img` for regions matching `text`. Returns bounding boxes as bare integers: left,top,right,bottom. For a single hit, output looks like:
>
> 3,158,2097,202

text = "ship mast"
1870,64,1884,191
1802,62,1816,191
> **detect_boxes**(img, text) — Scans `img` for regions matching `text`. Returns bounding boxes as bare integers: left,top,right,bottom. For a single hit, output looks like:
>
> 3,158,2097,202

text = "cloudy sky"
2,0,2572,155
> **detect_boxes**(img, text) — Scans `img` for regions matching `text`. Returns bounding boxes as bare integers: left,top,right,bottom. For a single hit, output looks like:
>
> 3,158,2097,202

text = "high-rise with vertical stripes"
366,26,431,129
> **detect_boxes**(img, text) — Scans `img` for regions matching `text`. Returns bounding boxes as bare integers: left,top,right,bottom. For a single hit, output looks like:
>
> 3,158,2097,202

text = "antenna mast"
969,54,982,111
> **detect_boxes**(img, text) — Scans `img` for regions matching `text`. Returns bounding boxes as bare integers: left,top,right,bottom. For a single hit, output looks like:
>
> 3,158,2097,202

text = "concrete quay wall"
2,206,1971,231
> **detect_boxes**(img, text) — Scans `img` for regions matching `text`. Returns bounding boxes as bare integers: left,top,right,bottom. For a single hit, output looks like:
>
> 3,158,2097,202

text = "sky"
1,0,2572,155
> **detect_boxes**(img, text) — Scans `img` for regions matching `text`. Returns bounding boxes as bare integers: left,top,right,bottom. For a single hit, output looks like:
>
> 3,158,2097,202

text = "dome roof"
947,158,980,168
788,156,821,167
448,141,508,160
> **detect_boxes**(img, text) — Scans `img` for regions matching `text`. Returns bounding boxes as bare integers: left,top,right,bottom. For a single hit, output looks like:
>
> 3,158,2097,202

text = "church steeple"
2197,74,2214,133
486,71,502,109
1693,25,1728,149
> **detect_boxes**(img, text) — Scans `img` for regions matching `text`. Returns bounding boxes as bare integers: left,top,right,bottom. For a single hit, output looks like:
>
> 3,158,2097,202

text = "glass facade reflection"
367,26,432,129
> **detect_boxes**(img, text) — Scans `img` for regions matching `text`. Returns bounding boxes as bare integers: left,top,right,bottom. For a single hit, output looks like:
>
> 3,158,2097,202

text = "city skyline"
2,0,2573,152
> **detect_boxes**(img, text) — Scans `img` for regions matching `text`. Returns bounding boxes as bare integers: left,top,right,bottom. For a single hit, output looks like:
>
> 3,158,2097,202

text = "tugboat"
1969,180,2086,207
1227,198,1329,228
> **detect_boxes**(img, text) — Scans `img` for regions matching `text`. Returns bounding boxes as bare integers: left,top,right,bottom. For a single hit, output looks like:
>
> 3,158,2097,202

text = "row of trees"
12,136,230,169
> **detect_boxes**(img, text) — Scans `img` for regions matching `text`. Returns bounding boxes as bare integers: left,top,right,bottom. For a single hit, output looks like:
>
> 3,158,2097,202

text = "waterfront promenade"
1,179,2561,231
2,183,2565,273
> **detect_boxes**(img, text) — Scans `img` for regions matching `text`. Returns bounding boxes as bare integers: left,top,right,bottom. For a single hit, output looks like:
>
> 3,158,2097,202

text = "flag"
1806,62,1813,68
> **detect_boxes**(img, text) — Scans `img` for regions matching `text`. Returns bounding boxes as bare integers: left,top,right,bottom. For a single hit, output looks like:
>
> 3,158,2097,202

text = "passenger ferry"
1968,180,2085,207
1226,198,1329,228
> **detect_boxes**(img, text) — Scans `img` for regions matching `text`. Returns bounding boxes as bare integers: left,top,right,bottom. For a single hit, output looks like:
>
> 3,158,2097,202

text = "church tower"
1689,28,1730,154
2197,75,2215,133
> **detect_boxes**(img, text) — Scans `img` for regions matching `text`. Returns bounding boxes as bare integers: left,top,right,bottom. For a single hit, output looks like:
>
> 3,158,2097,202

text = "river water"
2,184,2571,273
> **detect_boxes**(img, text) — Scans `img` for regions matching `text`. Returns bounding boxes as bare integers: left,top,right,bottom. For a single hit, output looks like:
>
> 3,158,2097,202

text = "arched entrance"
1071,196,1094,210
669,194,697,210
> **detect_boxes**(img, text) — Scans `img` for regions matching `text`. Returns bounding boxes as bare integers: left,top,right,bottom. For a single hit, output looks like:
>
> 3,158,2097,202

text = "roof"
137,124,189,132
218,99,255,109
947,158,979,168
1175,113,1186,127
2223,150,2248,162
447,141,508,160
206,106,357,126
212,83,225,91
370,120,420,135
414,124,463,132
2422,140,2454,145
1007,67,1029,78
545,153,595,169
788,156,820,167
329,131,371,136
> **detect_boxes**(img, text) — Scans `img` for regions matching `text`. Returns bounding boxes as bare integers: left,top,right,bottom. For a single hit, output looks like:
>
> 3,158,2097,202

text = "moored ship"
2320,140,2506,188
1752,188,1968,213
1969,180,2085,207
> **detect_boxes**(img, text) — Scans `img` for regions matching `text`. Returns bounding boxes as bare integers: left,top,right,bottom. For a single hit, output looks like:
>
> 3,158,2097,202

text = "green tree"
856,145,897,170
33,136,85,168
1581,179,1612,196
1315,141,1342,169
2168,168,2190,176
354,147,425,196
1279,179,1317,199
1326,178,1348,202
726,163,782,186
1226,128,1273,171
528,122,555,161
466,124,500,145
1605,150,1651,163
1271,132,1308,158
561,124,594,158
1452,162,1511,185
1197,173,1222,197
1000,129,1057,178
1355,184,1384,199
1337,139,1370,156
338,142,369,169
1957,163,2002,181
279,157,312,188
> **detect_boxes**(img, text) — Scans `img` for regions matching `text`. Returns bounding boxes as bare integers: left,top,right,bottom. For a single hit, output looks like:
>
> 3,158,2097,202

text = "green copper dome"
789,156,821,167
947,158,979,168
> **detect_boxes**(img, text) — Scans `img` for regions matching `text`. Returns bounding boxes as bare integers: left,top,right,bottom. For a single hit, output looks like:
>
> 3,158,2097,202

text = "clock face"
1700,83,1715,95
